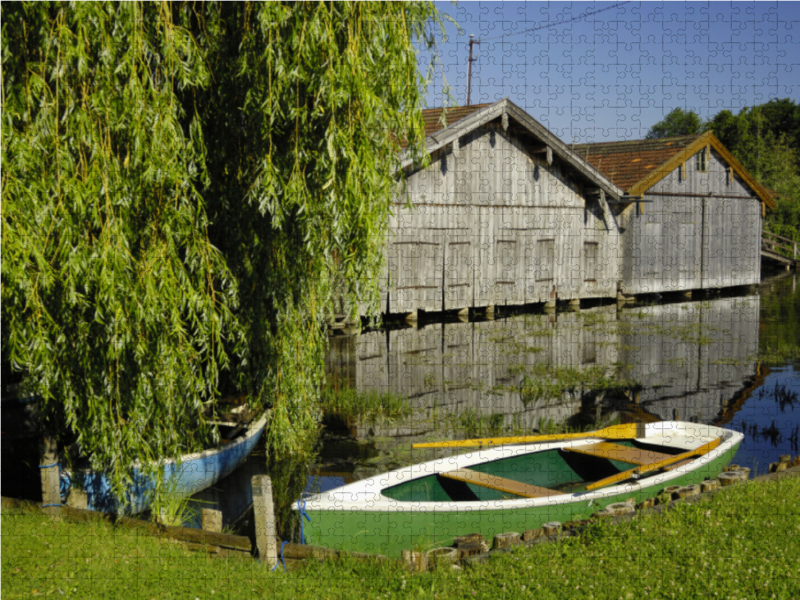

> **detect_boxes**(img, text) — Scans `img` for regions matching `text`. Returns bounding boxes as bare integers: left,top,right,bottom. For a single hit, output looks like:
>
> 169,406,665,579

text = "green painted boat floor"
382,441,685,503
303,442,740,558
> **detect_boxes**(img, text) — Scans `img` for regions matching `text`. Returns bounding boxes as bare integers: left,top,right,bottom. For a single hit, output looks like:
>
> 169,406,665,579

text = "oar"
584,437,722,491
412,422,646,449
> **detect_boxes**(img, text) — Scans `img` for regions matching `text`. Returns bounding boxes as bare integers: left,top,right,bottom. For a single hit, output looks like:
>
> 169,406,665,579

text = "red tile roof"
572,135,701,192
420,104,492,137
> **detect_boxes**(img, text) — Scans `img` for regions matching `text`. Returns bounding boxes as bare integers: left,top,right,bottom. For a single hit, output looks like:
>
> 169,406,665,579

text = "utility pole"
467,34,480,106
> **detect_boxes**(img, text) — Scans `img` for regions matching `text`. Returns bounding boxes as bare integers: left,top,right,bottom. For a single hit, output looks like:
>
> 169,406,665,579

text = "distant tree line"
647,100,800,242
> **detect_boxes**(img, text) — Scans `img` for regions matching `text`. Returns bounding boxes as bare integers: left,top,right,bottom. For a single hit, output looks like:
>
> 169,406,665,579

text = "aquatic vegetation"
319,384,411,426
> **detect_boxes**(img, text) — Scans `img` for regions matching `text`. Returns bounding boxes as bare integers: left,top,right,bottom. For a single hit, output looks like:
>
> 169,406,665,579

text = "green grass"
3,476,799,599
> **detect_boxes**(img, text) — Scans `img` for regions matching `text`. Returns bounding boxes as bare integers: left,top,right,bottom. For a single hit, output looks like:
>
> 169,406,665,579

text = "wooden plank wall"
387,123,620,314
619,148,762,295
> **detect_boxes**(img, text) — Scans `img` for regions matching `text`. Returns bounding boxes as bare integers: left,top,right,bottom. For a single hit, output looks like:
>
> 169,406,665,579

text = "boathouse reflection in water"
325,296,760,448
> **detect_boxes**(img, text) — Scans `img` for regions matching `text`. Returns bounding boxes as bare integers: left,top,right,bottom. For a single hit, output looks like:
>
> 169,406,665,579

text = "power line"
465,2,632,105
479,2,632,42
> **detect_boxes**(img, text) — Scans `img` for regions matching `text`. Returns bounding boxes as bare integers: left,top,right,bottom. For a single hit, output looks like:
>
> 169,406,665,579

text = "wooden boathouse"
374,102,776,317
573,132,776,296
384,99,625,315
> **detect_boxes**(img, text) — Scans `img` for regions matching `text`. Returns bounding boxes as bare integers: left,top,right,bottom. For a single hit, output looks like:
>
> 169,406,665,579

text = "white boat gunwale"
300,421,743,513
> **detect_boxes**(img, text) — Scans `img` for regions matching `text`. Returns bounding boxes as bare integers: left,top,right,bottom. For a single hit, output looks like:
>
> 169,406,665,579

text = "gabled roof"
573,132,776,209
401,99,625,201
420,104,492,138
572,135,700,193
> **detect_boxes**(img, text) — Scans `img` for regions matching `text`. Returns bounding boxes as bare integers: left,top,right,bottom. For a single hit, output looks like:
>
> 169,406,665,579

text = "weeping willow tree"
193,2,437,456
2,1,438,502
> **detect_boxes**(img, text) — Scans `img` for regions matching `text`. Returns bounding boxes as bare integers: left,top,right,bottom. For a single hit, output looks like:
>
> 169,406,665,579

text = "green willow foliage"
2,3,239,497
191,2,436,456
2,1,438,501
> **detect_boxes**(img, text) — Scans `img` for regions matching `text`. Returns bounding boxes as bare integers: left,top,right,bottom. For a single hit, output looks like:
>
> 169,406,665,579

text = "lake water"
5,273,797,531
193,271,799,532
231,275,800,536
318,275,797,470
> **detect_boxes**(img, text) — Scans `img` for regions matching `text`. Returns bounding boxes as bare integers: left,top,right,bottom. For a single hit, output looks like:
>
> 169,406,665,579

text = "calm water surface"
6,274,796,533
195,272,800,530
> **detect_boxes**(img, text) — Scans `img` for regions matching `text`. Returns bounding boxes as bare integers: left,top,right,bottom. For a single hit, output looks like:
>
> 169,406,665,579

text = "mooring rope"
271,540,288,572
296,498,312,545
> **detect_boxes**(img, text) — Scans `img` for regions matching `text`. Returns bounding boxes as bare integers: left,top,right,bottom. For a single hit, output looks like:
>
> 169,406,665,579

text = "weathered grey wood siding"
619,148,762,295
387,123,620,313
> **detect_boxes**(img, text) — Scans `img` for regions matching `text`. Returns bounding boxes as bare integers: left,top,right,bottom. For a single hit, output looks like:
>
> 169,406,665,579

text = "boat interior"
204,396,259,444
382,438,711,503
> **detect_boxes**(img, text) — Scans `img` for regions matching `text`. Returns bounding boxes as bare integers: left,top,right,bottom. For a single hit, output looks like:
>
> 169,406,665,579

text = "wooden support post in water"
252,475,278,565
39,435,60,515
202,508,223,534
545,286,557,309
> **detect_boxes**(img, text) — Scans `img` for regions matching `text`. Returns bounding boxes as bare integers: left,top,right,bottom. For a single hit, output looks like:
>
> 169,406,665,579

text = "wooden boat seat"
439,468,560,498
565,442,673,466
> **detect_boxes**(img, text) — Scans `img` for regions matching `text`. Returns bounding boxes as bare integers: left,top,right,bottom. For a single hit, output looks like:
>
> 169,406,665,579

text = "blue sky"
418,1,800,142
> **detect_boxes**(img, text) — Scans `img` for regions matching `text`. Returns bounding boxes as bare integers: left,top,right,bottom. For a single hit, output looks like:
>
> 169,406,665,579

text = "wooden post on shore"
202,508,223,534
252,475,278,566
39,435,61,515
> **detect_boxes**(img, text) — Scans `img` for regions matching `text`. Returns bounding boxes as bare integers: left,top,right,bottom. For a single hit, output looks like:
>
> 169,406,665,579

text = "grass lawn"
3,476,799,600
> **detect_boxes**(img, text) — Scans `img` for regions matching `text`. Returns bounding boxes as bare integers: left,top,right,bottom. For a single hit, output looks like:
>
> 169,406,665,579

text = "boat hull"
298,422,742,558
65,416,267,515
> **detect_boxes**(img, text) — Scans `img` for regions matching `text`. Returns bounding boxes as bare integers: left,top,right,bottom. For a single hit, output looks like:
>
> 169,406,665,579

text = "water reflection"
193,277,799,530
326,296,761,443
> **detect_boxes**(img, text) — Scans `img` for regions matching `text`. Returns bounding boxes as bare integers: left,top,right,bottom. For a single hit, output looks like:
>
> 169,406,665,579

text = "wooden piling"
605,501,635,516
522,528,543,541
202,508,223,534
675,484,700,499
67,489,88,510
492,532,520,550
402,550,428,572
252,475,278,565
426,547,458,568
543,522,561,536
718,471,747,486
39,435,60,515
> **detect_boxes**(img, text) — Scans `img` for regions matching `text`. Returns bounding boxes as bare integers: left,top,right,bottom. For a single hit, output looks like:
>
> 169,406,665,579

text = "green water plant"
319,384,411,426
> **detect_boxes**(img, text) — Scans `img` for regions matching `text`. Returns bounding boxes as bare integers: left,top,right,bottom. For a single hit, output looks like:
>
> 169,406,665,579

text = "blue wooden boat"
62,413,267,515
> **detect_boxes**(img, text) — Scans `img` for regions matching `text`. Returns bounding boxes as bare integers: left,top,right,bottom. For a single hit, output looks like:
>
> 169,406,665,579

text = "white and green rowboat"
295,421,742,558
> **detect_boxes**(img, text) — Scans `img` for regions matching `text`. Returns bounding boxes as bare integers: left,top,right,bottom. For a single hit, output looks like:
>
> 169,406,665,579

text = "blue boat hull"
65,416,267,515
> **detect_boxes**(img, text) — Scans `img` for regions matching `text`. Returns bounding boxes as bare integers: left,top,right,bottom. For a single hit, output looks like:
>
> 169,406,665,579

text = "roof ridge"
573,134,703,147
419,103,493,112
